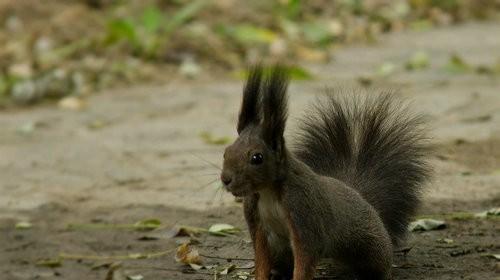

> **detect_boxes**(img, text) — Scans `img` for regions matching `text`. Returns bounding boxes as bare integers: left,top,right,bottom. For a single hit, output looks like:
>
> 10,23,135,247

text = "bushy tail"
294,90,432,244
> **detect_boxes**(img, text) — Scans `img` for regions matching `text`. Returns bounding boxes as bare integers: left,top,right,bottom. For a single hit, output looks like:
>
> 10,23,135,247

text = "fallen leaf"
444,53,470,74
409,219,446,231
189,263,203,270
218,24,277,44
128,253,146,259
482,253,500,260
175,243,202,265
376,62,397,77
127,275,144,280
15,221,33,229
199,131,231,145
17,122,40,135
238,261,255,269
87,119,111,130
36,258,62,268
219,264,236,275
287,65,314,80
134,219,162,231
475,207,500,218
410,20,433,31
437,238,454,244
405,51,430,70
208,223,240,236
236,271,250,279
137,235,159,241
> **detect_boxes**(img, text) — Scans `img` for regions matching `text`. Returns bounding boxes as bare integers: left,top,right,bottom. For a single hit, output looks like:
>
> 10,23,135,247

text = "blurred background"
1,0,500,106
1,1,500,279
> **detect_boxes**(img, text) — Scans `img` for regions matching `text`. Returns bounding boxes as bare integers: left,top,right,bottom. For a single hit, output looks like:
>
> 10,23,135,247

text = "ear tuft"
262,65,290,150
237,65,264,133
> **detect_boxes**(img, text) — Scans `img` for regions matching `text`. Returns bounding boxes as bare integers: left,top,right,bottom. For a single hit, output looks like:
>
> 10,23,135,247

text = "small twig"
59,248,174,261
66,222,166,231
199,254,253,261
126,265,215,275
66,223,137,230
175,224,209,233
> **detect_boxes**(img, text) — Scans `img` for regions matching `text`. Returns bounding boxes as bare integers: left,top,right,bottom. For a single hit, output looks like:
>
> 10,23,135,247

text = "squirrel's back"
294,90,431,245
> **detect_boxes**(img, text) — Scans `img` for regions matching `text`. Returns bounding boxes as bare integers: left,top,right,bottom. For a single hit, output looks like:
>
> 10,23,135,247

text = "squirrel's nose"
221,173,232,186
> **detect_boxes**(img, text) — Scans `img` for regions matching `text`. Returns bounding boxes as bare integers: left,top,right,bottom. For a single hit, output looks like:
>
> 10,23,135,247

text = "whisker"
194,173,219,177
215,187,225,214
208,184,223,207
190,153,222,170
196,178,220,191
216,185,225,207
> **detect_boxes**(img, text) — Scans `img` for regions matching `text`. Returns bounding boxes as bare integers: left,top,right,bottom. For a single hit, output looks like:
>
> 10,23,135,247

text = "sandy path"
0,22,499,216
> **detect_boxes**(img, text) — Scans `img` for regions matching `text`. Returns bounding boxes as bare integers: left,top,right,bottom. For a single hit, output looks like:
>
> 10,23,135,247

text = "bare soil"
1,22,499,279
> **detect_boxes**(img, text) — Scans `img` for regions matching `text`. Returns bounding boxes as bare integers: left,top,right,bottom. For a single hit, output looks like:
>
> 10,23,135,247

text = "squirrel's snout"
221,173,232,186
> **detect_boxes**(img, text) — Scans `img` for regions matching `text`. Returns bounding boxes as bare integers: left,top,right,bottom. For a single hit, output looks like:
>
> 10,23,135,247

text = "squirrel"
220,65,431,280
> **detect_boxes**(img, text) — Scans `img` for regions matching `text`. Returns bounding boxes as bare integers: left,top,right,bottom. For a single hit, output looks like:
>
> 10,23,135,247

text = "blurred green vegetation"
1,0,500,106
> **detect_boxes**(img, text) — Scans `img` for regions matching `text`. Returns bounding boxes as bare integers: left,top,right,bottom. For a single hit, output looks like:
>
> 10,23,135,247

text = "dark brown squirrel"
220,65,431,280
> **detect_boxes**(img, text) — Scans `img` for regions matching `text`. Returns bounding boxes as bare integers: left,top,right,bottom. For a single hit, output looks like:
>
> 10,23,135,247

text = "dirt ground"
1,22,499,279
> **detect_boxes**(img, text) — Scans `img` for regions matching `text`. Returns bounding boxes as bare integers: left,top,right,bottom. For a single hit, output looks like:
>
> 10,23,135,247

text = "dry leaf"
175,243,202,265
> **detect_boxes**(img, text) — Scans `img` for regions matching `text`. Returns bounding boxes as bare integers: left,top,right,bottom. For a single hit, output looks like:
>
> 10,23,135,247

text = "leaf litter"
175,243,202,265
409,219,446,231
208,223,240,236
67,218,163,231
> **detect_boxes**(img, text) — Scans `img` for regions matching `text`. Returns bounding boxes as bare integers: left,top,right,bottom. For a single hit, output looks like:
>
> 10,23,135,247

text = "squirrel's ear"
237,65,263,134
262,65,289,150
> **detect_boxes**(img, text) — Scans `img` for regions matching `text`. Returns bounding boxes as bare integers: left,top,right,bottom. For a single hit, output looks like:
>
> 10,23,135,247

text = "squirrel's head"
221,65,289,197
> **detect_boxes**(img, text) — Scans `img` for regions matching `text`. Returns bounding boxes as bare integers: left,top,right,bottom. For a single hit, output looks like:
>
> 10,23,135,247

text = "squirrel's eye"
250,153,264,165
